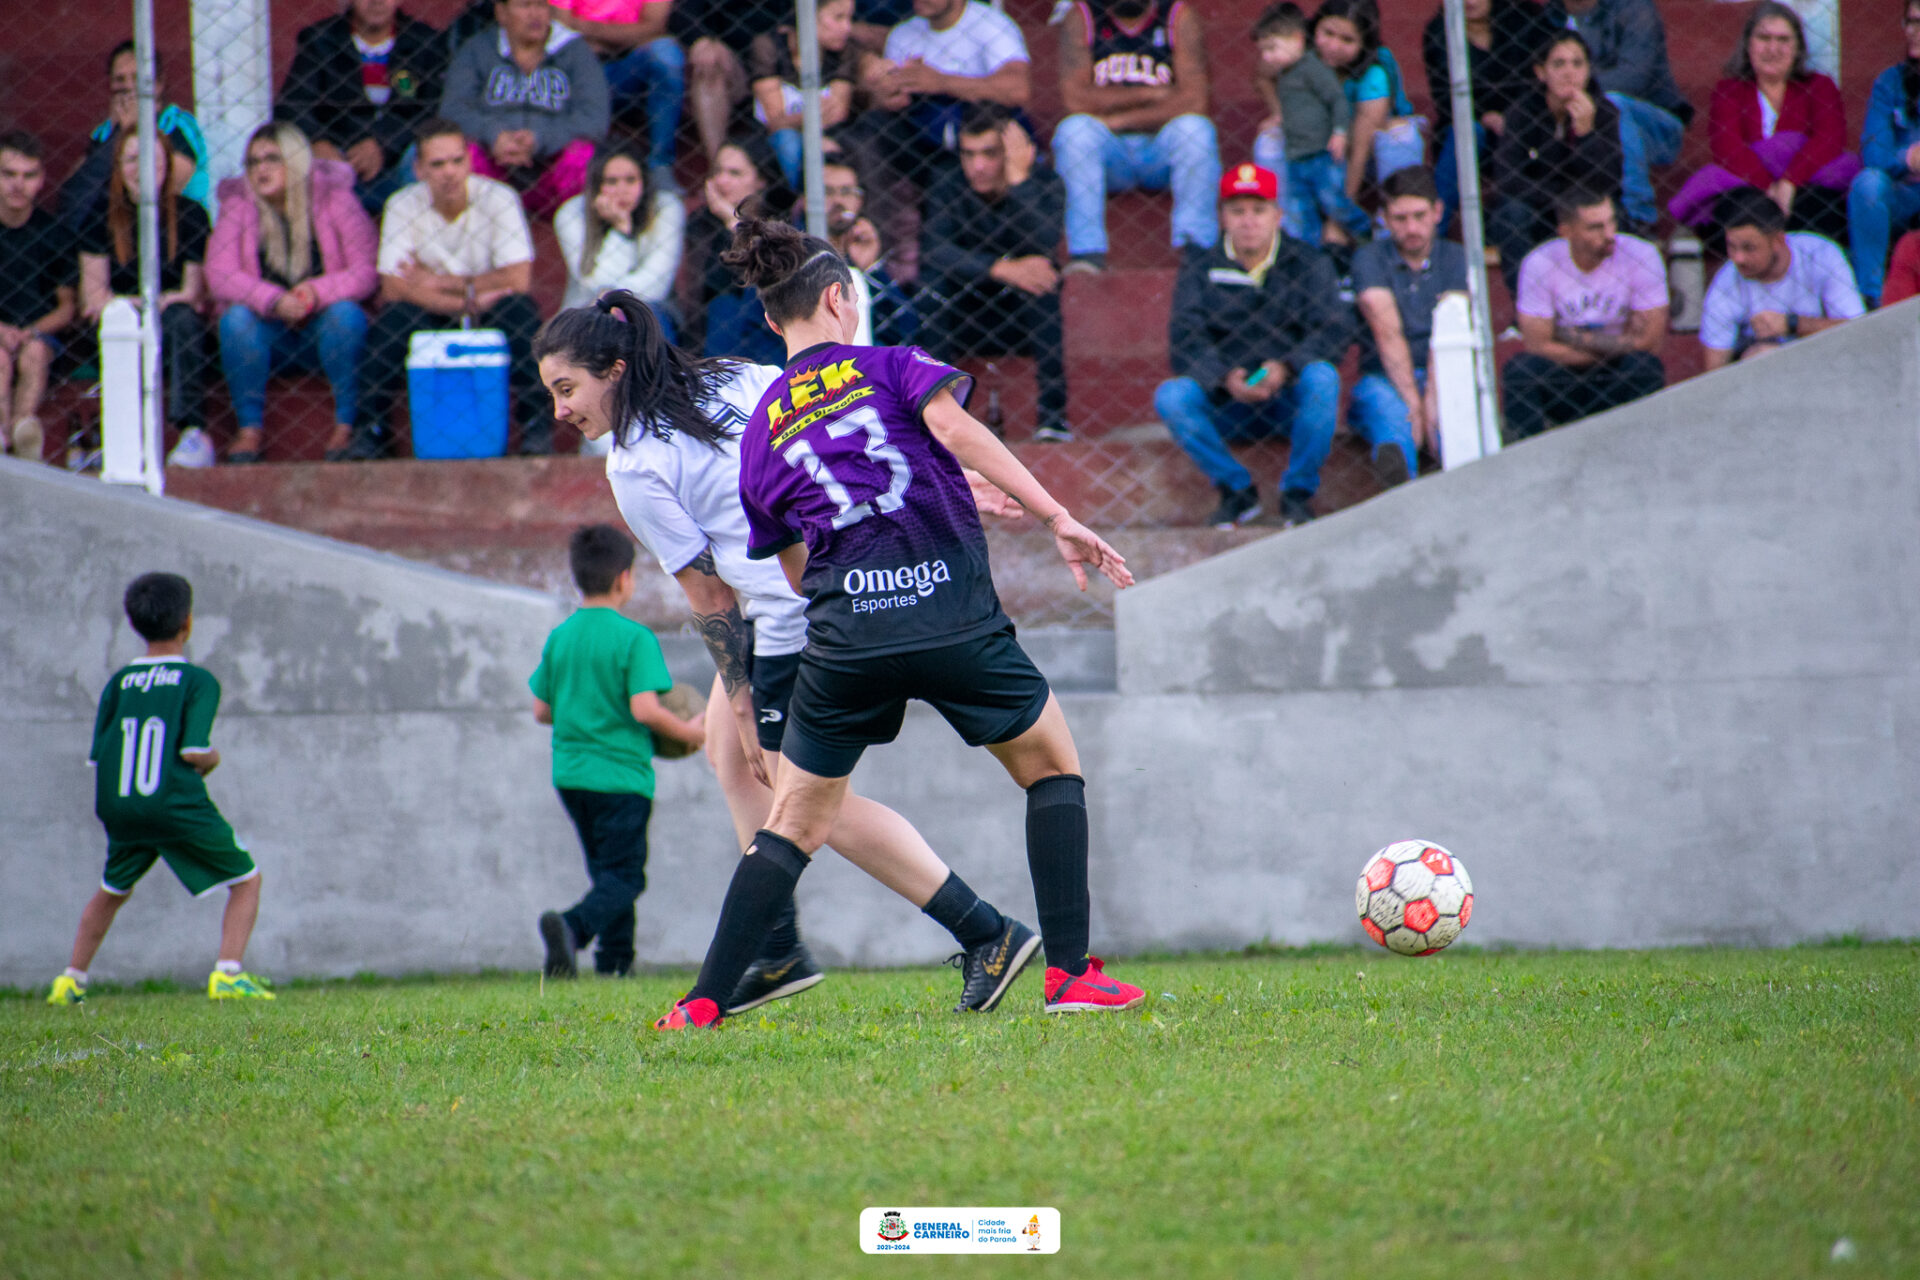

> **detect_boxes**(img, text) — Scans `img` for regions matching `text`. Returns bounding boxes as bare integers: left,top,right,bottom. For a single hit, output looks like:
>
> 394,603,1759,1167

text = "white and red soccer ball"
1356,841,1474,956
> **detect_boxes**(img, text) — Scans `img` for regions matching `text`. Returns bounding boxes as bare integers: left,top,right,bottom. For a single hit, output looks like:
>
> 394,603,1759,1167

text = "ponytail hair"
532,290,741,450
720,216,854,326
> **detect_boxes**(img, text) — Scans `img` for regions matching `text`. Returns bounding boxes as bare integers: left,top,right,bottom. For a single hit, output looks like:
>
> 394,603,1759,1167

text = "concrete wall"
5,304,1917,986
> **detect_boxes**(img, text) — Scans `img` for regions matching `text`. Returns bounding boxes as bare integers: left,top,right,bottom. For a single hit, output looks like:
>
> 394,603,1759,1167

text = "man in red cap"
1153,162,1351,529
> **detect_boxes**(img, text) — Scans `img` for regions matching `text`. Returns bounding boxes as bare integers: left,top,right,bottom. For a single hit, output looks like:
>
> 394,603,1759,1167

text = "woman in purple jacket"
207,123,378,463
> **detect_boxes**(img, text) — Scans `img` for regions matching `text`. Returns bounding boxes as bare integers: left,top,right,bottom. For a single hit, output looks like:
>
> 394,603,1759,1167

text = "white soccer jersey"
606,362,810,656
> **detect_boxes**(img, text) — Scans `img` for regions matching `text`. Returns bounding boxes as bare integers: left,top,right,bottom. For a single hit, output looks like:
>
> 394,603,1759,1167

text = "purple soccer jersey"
739,342,1010,659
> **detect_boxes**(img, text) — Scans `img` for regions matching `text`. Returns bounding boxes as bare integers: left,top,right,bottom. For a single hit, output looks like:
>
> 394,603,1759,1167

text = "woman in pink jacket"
208,122,377,462
1667,2,1861,230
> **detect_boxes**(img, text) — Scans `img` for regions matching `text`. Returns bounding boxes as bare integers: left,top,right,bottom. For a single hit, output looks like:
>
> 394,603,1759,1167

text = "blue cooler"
407,328,510,458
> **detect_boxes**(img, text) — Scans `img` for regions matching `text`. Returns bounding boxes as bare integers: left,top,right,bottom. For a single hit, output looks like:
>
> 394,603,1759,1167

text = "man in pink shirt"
1502,187,1668,441
551,0,683,187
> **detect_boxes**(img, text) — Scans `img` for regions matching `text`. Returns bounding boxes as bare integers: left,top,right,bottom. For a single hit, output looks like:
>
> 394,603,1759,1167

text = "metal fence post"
796,0,827,239
1443,0,1503,458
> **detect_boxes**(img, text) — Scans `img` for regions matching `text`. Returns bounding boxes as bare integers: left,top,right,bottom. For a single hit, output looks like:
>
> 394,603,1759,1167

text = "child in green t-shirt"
48,573,274,1005
531,525,705,978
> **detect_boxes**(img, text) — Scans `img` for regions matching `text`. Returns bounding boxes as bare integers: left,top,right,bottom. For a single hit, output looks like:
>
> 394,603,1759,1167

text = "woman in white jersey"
532,291,1040,1017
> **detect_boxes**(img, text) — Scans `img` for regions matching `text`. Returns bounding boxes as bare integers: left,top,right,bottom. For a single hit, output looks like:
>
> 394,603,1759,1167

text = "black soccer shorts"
780,626,1052,779
748,650,803,752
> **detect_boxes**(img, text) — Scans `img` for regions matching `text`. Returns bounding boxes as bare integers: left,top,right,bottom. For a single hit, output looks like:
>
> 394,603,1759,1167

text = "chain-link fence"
1,0,1906,627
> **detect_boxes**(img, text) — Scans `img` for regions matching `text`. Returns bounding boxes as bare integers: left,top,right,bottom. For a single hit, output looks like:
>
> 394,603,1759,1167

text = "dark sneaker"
1372,444,1411,489
538,910,577,979
340,425,390,461
1207,484,1260,529
1278,489,1316,528
1032,422,1074,443
1062,253,1107,276
726,945,825,1014
946,917,1040,1012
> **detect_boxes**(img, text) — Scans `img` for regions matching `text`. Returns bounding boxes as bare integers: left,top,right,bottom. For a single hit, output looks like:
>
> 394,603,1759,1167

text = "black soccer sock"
921,870,1005,951
688,831,810,1007
760,895,802,959
1025,774,1091,977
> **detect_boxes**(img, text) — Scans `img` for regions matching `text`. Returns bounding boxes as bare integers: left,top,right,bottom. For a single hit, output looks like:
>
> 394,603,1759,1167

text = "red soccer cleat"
653,996,723,1030
1042,956,1145,1014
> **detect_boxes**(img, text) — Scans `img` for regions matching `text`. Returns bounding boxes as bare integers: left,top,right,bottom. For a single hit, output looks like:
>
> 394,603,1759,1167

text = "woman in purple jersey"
534,291,1044,1017
654,219,1145,1030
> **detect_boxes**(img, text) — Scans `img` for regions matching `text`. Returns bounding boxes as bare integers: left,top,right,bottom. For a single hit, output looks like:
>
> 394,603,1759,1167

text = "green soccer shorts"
102,821,257,898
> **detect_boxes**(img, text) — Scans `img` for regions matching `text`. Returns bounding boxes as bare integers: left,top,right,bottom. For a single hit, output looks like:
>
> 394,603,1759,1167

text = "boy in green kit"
48,573,274,1005
532,524,706,978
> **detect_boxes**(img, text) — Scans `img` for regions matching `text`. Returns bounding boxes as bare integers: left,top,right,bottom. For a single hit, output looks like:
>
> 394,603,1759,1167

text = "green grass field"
4,944,1916,1279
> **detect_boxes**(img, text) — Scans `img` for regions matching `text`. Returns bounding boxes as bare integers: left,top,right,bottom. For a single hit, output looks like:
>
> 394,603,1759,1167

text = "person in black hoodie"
278,0,448,217
1423,0,1560,218
1488,30,1625,290
919,106,1070,442
1152,162,1351,530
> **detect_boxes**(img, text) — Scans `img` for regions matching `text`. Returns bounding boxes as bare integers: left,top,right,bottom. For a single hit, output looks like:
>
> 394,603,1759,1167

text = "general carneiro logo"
877,1211,908,1242
860,1207,1060,1254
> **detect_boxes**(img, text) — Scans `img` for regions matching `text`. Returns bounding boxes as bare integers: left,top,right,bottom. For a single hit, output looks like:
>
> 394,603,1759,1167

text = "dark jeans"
159,301,208,427
1501,350,1665,442
920,280,1067,431
358,294,549,454
1489,199,1555,294
557,788,653,976
702,288,786,365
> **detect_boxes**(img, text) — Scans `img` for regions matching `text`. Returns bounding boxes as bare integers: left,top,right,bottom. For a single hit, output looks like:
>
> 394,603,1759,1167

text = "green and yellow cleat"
207,970,276,1000
47,975,86,1006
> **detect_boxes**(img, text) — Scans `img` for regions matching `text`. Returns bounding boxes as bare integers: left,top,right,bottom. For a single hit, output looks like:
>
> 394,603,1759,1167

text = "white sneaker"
166,427,216,469
8,415,43,461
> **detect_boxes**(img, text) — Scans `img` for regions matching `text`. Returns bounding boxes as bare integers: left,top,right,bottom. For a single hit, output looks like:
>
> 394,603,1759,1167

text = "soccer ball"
1355,841,1474,956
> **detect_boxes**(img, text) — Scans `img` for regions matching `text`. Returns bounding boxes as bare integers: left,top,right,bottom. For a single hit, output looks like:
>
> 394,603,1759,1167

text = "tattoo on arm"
694,600,752,697
687,547,717,575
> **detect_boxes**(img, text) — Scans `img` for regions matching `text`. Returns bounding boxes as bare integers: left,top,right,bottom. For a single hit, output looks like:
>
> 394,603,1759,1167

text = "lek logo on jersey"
768,358,868,444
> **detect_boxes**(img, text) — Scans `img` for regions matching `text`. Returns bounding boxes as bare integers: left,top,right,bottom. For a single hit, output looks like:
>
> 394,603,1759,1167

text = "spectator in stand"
80,129,211,468
1251,3,1368,247
858,0,1031,185
550,0,683,189
279,0,448,218
554,147,684,327
1668,3,1858,235
351,119,543,459
1700,187,1862,370
207,124,378,465
1054,0,1219,272
750,0,867,186
1350,167,1466,482
1312,0,1424,204
681,0,789,162
1881,229,1920,306
0,132,75,463
443,0,611,217
1422,0,1560,221
1846,1,1920,306
1502,186,1667,442
1154,163,1350,530
59,42,212,234
684,134,793,364
922,105,1071,441
1489,32,1623,291
820,152,917,346
1543,0,1693,232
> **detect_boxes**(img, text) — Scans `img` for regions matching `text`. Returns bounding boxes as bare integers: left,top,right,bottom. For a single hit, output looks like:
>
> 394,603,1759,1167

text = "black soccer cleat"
538,910,578,980
947,917,1041,1013
726,945,825,1015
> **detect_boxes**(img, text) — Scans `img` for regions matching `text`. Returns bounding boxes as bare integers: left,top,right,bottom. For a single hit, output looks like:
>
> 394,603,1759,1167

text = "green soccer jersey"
90,656,228,840
528,607,673,797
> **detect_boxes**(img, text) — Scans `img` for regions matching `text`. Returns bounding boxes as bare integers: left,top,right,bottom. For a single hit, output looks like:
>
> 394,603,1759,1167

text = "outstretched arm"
921,388,1133,591
673,548,767,785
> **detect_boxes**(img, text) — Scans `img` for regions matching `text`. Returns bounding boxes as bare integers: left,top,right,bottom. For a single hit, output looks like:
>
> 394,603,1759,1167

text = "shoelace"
944,952,966,972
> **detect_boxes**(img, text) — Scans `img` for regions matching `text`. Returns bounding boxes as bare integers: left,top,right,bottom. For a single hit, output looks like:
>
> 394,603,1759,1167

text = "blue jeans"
1277,147,1371,243
1154,364,1341,496
217,299,368,429
1054,113,1221,256
1434,121,1488,225
770,127,803,187
1847,168,1920,303
602,38,686,170
557,788,652,976
1608,92,1682,227
1346,370,1423,475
